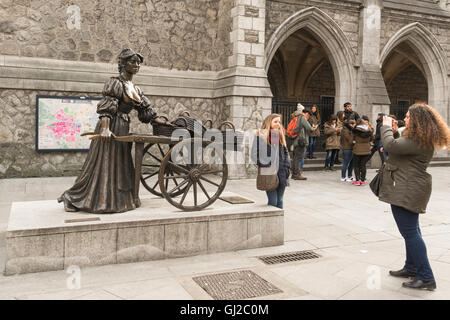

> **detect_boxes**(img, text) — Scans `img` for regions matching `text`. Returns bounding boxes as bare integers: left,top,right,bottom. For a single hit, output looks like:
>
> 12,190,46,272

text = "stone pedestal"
5,193,284,275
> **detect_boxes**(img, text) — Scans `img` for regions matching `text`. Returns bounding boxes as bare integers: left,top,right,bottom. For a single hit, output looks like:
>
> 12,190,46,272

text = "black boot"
402,279,436,291
389,269,417,278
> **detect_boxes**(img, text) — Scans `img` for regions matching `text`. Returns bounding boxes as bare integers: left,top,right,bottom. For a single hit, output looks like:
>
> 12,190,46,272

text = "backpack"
287,114,303,138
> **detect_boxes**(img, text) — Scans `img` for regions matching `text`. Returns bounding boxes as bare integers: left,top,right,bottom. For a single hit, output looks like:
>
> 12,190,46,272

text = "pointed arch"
380,23,448,121
265,7,357,111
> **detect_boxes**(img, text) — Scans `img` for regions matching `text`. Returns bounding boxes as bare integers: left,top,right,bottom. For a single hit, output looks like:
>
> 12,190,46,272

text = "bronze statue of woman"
58,48,165,214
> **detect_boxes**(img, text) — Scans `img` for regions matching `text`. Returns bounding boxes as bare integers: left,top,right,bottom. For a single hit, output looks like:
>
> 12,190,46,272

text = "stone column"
357,0,390,168
226,0,272,178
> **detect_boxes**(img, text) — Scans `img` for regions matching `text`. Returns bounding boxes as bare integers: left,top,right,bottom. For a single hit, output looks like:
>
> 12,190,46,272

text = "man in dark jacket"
291,104,316,180
368,113,385,164
343,102,360,121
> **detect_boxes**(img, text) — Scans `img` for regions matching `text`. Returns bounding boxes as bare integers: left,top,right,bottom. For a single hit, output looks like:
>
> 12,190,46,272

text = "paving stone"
0,167,449,299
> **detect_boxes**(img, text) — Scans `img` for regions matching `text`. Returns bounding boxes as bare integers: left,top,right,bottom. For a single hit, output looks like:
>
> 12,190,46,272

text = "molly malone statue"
58,48,167,214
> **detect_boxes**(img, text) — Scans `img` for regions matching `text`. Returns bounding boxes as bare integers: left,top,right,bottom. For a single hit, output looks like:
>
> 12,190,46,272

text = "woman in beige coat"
379,103,450,290
351,116,374,185
323,114,340,170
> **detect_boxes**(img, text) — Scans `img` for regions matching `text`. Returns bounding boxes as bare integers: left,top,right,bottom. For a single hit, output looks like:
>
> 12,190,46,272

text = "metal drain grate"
219,196,254,204
258,250,321,265
192,270,282,300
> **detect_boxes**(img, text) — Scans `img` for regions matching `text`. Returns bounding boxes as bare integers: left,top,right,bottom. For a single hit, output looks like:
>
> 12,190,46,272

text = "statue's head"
118,48,144,73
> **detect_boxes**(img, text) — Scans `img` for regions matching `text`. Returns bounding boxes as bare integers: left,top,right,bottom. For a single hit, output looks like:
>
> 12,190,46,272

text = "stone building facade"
1,0,450,178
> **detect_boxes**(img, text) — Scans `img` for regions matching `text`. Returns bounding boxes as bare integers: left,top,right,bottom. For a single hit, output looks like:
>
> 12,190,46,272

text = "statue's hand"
100,127,113,140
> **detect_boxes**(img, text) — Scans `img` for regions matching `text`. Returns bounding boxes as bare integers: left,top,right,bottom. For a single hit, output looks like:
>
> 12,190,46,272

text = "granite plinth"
5,193,284,275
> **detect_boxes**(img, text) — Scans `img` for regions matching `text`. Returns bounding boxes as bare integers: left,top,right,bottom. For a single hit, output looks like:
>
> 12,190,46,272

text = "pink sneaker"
353,181,360,186
360,181,366,186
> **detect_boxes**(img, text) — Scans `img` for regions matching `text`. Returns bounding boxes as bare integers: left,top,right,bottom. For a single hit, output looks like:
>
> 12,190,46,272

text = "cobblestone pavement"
0,167,449,300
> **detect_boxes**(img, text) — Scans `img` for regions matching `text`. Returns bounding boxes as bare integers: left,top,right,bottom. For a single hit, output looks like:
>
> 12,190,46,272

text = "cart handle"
219,121,235,131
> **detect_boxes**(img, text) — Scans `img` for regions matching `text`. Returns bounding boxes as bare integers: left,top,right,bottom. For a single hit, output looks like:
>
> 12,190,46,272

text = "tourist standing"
335,111,345,164
351,116,373,185
307,105,321,159
379,103,450,290
289,104,315,180
324,114,340,171
340,119,355,182
368,113,385,165
343,102,360,121
252,114,291,209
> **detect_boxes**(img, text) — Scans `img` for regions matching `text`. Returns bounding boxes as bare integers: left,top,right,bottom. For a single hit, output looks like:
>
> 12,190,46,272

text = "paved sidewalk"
0,167,450,300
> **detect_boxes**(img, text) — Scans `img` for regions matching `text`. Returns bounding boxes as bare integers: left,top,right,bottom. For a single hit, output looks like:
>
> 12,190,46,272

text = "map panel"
36,96,101,151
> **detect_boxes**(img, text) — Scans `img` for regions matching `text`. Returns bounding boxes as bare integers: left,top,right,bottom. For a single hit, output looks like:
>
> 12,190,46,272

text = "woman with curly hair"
58,48,166,213
379,102,450,291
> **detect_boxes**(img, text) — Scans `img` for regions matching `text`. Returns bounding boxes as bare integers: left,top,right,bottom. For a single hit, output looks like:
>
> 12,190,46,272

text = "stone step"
290,153,450,172
429,161,450,167
431,157,450,162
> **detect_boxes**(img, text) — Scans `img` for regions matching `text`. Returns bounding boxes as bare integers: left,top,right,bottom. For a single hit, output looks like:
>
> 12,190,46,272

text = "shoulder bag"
369,165,384,197
256,138,279,191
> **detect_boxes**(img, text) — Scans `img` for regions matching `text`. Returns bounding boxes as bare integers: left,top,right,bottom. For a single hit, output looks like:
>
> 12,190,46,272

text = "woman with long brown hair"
251,114,291,209
379,102,450,290
307,104,321,159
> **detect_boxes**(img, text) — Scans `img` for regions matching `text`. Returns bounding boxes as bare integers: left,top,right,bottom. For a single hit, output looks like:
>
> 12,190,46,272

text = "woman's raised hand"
383,115,393,127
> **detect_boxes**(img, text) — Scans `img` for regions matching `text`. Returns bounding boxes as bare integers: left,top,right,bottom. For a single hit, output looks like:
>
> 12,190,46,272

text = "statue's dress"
58,76,156,213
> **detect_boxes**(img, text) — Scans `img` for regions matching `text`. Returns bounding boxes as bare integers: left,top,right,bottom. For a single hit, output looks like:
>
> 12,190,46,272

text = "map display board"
36,95,102,151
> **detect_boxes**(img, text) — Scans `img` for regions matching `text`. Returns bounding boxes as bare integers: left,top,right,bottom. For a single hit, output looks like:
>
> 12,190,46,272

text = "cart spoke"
157,143,166,157
198,163,210,171
193,182,198,206
167,161,190,174
142,164,160,168
163,174,189,180
152,180,159,190
169,170,180,186
179,181,193,205
167,178,189,196
143,171,158,180
197,180,210,200
199,176,220,187
201,169,223,175
146,152,162,163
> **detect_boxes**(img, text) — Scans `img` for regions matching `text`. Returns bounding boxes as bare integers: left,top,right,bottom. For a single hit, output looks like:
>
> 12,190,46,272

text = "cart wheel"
140,142,189,197
159,138,228,211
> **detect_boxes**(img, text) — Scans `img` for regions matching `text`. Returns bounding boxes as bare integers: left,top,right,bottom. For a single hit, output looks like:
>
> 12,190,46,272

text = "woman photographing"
378,103,450,290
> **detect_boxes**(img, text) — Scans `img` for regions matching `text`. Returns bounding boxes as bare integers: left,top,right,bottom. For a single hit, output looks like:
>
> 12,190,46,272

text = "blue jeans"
266,184,286,209
308,137,317,157
325,149,338,168
391,204,435,281
341,149,354,179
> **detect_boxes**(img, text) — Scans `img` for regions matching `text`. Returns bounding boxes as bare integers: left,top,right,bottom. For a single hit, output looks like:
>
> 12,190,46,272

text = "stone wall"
386,64,428,104
265,0,360,56
0,88,229,178
380,9,450,68
304,60,335,101
0,0,232,71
